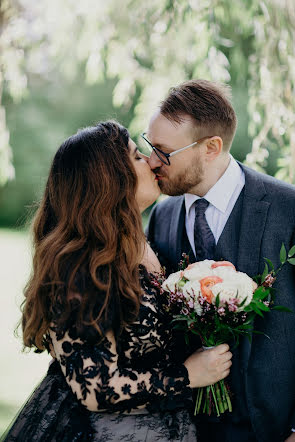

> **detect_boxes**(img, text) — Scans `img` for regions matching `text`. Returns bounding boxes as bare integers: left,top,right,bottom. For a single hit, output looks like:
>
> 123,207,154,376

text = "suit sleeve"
145,204,173,274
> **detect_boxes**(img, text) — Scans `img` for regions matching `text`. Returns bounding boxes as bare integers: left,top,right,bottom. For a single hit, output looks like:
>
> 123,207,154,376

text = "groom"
145,80,295,442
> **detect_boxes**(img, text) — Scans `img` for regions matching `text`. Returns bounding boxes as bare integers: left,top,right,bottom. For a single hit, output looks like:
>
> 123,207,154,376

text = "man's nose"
148,150,163,170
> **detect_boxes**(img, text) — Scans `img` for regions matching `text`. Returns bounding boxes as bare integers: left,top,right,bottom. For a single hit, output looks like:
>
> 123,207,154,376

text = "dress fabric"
2,268,197,442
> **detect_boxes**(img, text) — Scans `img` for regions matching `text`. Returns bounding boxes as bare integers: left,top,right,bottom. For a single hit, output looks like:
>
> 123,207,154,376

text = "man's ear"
205,136,223,160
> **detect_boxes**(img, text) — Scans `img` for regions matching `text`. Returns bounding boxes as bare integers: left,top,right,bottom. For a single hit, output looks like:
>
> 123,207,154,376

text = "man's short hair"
160,79,237,151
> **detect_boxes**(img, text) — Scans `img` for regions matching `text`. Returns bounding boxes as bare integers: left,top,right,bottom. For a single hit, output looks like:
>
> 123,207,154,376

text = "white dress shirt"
184,156,245,256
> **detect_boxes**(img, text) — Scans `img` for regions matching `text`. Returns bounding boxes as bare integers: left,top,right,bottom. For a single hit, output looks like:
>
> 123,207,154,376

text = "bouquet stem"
194,380,232,416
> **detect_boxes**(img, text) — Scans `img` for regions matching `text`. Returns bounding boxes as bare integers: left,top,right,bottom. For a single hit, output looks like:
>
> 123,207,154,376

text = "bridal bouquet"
161,245,294,417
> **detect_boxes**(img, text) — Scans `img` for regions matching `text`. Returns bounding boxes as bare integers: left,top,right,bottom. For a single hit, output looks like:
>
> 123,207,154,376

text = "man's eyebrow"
145,133,170,149
154,143,170,150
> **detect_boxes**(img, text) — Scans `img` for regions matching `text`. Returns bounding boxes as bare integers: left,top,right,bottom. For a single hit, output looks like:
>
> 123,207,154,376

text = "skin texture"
147,110,231,197
129,138,160,212
184,344,232,388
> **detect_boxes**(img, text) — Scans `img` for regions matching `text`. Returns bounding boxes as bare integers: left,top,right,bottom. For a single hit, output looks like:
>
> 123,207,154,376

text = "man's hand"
184,344,232,388
285,432,295,441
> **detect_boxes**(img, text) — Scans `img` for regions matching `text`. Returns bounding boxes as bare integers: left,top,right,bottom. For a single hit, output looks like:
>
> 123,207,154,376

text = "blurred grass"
0,229,50,435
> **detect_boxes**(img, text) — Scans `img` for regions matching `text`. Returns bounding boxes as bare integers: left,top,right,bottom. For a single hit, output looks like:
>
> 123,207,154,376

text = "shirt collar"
184,156,243,216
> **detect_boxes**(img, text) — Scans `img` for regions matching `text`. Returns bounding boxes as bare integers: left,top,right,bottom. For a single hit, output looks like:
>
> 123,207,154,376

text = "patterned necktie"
193,198,216,261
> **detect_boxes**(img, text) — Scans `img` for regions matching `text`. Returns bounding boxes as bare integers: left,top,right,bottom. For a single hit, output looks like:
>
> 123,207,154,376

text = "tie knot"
195,198,209,214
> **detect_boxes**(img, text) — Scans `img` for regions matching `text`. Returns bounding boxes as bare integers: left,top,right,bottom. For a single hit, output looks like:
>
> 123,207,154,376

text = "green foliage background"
0,0,295,226
0,75,136,226
0,0,294,435
1,0,294,227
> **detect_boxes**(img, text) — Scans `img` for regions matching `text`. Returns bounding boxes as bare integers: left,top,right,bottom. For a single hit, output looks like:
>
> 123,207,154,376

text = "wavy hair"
22,121,145,351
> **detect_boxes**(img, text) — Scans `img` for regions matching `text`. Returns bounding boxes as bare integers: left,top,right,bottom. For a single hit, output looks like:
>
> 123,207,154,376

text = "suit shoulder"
243,164,295,200
151,195,184,216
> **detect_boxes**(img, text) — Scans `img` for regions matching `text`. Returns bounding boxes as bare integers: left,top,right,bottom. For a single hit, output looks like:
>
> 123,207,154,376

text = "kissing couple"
3,80,295,442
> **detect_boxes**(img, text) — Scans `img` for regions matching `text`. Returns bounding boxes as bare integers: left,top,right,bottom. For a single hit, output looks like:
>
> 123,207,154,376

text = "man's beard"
157,161,204,196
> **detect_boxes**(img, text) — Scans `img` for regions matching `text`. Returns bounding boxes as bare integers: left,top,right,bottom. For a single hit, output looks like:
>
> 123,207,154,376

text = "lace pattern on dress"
48,268,192,414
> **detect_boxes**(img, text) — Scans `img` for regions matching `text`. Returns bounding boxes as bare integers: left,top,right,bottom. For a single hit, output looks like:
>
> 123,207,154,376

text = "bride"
2,120,232,441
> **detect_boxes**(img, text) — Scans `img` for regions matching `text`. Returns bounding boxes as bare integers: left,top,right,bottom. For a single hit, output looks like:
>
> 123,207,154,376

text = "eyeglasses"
140,133,213,165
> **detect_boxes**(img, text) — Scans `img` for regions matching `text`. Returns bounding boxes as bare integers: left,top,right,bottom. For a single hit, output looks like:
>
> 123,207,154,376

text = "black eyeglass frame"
140,132,214,165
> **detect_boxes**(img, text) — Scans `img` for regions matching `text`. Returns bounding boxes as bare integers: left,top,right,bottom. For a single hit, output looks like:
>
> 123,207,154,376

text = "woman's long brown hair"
22,121,145,351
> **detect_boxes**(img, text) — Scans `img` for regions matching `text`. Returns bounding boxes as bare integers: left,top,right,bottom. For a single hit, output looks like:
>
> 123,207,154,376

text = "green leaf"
272,306,293,313
178,277,188,287
238,296,248,308
264,258,274,271
261,262,269,282
280,243,287,263
288,244,295,257
287,258,295,265
256,302,270,312
254,289,270,301
215,293,220,308
237,324,253,330
251,304,264,317
253,286,268,301
190,329,201,335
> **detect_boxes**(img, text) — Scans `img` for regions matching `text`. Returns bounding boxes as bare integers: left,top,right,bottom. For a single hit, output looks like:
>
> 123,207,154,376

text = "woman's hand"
184,344,232,388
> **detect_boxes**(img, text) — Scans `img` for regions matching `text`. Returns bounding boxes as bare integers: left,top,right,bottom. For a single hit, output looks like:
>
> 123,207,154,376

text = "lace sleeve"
49,327,192,413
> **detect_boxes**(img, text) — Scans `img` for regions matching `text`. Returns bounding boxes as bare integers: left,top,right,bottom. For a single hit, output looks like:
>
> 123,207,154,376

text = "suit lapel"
236,164,270,276
214,188,245,266
236,164,271,367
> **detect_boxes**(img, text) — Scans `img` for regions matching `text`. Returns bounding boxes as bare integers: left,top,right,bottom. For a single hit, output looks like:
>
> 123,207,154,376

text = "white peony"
211,266,237,280
162,270,184,292
210,272,254,310
183,260,215,281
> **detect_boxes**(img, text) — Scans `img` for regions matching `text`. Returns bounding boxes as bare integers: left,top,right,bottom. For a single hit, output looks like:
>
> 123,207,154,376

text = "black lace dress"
2,269,197,442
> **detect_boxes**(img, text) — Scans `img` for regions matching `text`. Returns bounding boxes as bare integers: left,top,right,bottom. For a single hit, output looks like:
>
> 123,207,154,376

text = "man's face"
147,111,206,196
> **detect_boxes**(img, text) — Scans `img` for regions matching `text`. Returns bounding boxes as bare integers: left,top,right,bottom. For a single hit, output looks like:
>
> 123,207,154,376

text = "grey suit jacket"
146,163,295,442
